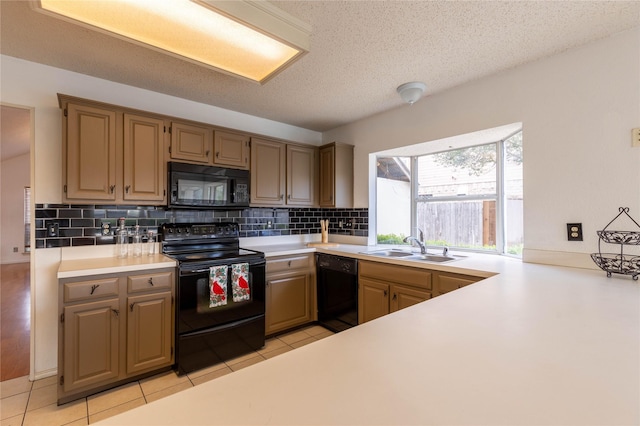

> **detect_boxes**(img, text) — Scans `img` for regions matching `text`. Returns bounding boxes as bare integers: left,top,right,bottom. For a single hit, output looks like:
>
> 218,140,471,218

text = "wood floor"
1,262,30,382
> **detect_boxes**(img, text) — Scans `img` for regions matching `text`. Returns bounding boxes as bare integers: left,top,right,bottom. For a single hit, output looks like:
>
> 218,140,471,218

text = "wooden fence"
417,200,523,248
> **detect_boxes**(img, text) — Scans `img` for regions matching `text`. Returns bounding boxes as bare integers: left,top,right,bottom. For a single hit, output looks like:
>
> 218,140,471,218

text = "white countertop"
57,253,176,279
98,246,640,425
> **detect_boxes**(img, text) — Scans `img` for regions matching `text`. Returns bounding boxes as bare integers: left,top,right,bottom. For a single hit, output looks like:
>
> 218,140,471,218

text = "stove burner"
160,222,265,266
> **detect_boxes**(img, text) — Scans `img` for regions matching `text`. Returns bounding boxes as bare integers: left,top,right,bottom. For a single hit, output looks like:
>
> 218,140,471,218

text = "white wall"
324,28,640,268
0,55,322,378
0,153,30,264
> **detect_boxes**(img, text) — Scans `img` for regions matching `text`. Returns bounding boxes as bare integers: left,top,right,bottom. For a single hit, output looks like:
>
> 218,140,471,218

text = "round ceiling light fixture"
397,81,426,105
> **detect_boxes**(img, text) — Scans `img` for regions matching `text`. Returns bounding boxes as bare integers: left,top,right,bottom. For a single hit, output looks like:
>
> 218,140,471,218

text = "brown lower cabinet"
358,261,432,324
358,260,484,324
58,268,174,404
265,254,316,335
435,271,480,296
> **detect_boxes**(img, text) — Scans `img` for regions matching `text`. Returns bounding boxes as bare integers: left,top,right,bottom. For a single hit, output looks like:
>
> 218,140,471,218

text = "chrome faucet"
403,229,427,254
442,246,449,256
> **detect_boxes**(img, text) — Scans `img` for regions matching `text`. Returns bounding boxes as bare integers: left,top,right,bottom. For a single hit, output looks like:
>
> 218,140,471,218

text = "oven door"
177,257,265,335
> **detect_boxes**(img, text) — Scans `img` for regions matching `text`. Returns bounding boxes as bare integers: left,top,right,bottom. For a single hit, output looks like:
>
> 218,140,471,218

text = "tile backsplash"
35,204,368,248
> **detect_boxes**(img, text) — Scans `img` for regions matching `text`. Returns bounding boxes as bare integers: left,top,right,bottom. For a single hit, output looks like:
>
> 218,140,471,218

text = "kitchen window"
377,130,523,256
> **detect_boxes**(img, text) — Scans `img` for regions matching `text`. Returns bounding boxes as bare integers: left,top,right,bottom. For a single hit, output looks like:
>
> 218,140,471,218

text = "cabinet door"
287,145,316,206
123,114,166,202
266,272,312,335
318,144,335,207
126,291,173,375
358,277,389,324
214,131,250,169
170,121,212,164
390,284,431,313
250,138,286,205
63,298,120,393
436,273,479,296
65,103,117,201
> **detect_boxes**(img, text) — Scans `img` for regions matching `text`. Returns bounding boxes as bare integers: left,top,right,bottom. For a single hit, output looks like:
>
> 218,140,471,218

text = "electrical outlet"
567,223,583,241
46,221,59,237
633,128,640,147
13,247,19,253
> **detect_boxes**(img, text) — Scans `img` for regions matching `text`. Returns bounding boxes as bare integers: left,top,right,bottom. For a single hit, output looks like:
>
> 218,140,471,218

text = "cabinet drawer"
128,272,173,293
359,261,432,290
267,255,313,274
63,277,119,303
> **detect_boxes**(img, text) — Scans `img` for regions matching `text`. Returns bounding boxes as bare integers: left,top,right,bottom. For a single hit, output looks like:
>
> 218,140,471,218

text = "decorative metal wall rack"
590,207,640,280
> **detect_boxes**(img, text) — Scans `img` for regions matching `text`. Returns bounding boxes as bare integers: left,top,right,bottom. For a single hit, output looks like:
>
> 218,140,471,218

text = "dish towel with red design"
231,262,250,302
209,265,228,308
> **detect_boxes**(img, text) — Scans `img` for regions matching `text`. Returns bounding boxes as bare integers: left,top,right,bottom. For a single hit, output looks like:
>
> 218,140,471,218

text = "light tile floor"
1,325,333,426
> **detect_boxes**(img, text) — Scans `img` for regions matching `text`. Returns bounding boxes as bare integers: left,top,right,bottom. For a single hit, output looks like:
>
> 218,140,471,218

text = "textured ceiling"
1,1,640,133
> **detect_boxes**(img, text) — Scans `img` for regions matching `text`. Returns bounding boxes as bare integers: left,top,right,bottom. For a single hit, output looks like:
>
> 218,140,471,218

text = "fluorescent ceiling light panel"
34,0,311,83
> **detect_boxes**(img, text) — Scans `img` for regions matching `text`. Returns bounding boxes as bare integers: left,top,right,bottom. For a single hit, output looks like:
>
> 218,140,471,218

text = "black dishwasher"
316,253,358,332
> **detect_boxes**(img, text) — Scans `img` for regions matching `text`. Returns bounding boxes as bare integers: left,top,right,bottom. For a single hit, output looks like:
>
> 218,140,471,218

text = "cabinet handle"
287,261,292,267
206,150,210,157
130,303,135,312
392,293,397,301
125,185,130,193
109,185,115,193
216,151,219,158
288,194,291,200
280,194,284,200
383,290,388,297
148,277,154,286
111,309,119,317
90,284,100,295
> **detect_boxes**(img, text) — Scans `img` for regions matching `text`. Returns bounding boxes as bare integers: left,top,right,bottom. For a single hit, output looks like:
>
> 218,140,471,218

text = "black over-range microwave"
168,162,250,209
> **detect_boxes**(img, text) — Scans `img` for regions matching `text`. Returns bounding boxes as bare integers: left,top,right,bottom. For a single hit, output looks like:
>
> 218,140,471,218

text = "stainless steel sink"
361,249,465,263
406,254,466,263
361,249,415,258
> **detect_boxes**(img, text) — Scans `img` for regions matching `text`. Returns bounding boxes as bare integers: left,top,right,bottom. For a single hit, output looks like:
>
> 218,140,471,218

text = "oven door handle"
181,259,265,275
182,268,212,274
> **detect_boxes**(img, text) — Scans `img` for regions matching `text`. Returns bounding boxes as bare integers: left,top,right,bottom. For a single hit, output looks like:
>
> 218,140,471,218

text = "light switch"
567,223,583,241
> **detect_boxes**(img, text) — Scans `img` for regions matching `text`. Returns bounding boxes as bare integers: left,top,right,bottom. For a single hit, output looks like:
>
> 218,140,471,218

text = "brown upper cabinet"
251,138,286,205
251,138,316,207
61,97,166,204
169,123,250,170
214,131,250,169
286,144,316,206
123,114,166,202
169,121,212,164
61,94,332,207
319,142,353,208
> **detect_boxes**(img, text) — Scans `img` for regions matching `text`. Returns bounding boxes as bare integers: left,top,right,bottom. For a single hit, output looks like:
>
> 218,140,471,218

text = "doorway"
1,104,33,381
